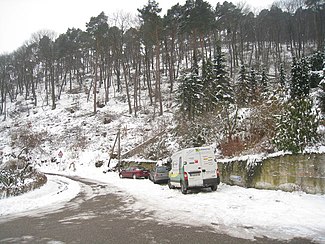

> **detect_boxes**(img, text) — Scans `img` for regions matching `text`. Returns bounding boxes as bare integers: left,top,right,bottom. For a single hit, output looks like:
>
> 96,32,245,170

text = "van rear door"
200,149,217,180
184,149,204,187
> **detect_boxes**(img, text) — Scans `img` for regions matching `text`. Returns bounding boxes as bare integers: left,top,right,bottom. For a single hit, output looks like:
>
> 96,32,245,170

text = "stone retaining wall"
218,153,325,194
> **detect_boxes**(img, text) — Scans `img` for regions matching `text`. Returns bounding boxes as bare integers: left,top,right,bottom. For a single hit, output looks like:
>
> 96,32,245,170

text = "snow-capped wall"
218,153,325,194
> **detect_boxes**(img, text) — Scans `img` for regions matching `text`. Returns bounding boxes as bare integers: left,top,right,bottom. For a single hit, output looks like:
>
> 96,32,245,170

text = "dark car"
119,166,150,179
149,166,169,184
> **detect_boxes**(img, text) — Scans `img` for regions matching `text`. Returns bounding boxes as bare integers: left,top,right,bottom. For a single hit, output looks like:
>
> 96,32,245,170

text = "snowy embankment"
2,163,322,243
0,174,80,222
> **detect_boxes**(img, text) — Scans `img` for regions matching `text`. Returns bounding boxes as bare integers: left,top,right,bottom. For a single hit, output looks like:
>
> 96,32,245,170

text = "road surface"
0,175,310,244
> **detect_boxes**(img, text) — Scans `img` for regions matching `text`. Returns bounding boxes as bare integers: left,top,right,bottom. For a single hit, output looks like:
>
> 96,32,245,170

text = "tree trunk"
51,65,56,110
122,60,132,114
94,59,98,115
155,42,163,116
145,47,153,106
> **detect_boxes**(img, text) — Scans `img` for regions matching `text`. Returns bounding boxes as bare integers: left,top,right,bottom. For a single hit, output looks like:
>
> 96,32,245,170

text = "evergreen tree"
176,59,202,120
201,58,215,111
261,68,268,93
300,57,311,96
201,54,233,111
213,52,233,104
290,57,310,99
309,50,325,71
318,57,325,113
279,63,286,88
290,57,300,98
273,98,319,153
248,68,257,103
319,78,325,114
179,50,234,118
309,50,325,88
236,63,249,106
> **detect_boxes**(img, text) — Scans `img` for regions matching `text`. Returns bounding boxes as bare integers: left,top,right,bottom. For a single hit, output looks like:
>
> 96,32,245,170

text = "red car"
119,166,150,179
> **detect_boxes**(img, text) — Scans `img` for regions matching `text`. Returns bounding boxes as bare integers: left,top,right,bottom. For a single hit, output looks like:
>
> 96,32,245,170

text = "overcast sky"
0,0,275,54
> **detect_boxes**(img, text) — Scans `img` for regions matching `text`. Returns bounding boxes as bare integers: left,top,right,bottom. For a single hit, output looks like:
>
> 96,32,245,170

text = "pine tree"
249,68,257,104
261,68,268,93
279,63,286,88
300,57,310,96
273,98,319,153
309,50,325,88
236,63,249,106
309,50,325,71
176,58,203,120
213,52,233,104
177,51,234,119
290,57,300,98
201,54,233,111
290,57,310,99
201,58,214,111
318,59,325,113
319,79,325,113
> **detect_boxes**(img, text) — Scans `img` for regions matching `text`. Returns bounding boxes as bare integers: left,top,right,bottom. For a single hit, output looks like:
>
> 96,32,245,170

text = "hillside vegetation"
0,0,325,170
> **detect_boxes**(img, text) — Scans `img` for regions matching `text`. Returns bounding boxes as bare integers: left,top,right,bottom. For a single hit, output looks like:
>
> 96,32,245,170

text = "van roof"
179,146,213,153
172,147,214,157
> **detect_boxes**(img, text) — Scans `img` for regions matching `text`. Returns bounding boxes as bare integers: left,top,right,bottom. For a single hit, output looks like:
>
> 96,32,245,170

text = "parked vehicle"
119,166,150,179
149,166,169,184
168,147,220,194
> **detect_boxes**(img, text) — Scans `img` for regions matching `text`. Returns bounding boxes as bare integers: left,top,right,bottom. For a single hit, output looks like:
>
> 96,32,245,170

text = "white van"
168,147,220,194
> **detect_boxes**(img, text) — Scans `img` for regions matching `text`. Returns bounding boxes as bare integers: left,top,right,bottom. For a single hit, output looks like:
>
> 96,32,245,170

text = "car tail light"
216,168,220,177
184,172,188,181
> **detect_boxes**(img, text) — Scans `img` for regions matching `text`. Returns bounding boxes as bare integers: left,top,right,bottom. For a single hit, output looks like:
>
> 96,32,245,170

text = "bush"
0,160,47,198
273,98,319,153
175,119,215,149
219,137,245,157
11,124,48,151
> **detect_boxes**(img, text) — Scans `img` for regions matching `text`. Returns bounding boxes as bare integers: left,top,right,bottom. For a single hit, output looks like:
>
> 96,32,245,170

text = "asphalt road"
0,176,311,244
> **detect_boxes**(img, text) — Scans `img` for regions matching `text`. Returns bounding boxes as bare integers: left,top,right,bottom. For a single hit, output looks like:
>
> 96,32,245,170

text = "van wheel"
211,185,218,191
168,180,175,189
181,181,188,194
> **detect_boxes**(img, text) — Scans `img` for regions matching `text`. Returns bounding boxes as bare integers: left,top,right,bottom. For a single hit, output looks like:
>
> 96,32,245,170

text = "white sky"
0,0,275,54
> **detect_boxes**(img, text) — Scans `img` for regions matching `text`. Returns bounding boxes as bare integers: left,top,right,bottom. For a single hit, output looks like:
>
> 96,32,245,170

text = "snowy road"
1,168,325,243
0,175,287,244
71,166,325,243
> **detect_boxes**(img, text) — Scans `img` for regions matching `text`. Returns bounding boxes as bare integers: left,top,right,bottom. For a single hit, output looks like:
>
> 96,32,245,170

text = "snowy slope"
1,69,325,243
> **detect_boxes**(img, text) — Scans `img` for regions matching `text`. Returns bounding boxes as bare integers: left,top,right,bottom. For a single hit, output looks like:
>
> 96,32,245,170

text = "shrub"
11,123,47,149
219,137,245,157
273,98,319,153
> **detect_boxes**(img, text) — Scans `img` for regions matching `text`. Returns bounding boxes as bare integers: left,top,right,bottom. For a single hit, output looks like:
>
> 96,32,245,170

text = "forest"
0,0,325,157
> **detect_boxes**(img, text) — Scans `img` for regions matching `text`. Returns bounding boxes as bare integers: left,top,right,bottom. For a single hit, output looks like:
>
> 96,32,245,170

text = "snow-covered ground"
0,174,80,222
1,163,325,243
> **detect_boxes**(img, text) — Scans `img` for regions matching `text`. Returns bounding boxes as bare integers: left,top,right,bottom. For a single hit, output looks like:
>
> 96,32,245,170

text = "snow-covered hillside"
0,82,176,168
1,42,325,243
0,76,324,242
